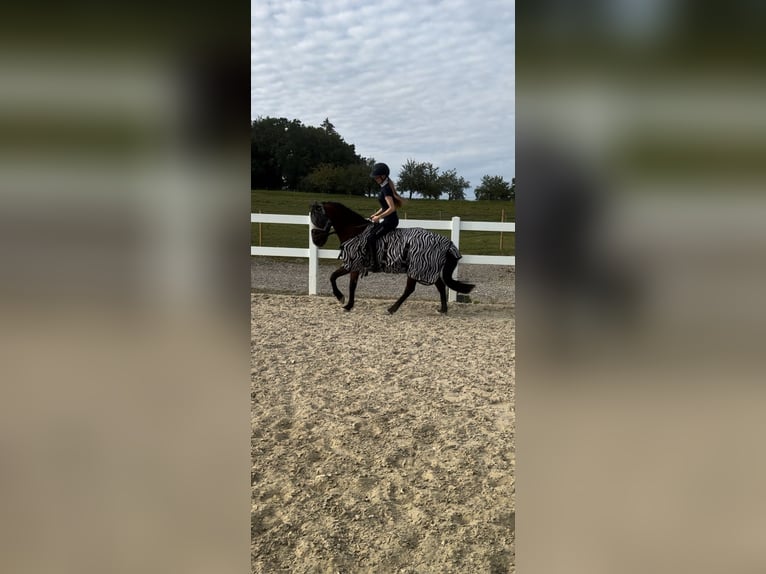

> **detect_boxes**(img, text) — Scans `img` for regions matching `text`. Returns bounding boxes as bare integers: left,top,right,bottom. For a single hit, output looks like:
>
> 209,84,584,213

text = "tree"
361,158,378,197
397,159,442,199
300,162,372,196
250,116,362,190
300,163,340,194
340,163,375,196
251,116,292,189
320,117,337,135
474,175,515,200
439,169,470,201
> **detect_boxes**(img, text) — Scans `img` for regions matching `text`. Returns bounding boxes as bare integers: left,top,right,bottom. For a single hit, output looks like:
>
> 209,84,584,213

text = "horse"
310,201,475,314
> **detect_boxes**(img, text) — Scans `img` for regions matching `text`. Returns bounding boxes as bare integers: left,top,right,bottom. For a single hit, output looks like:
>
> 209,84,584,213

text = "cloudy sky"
251,0,515,199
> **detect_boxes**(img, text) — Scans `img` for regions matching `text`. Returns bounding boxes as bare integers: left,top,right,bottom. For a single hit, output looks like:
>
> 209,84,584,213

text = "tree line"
251,116,514,200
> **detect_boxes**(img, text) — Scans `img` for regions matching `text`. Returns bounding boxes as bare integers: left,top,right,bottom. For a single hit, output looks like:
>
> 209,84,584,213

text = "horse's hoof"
343,305,352,312
438,307,448,314
337,295,345,305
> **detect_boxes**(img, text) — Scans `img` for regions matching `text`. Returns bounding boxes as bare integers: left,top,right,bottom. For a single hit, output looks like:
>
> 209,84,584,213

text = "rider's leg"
364,232,380,272
365,221,396,272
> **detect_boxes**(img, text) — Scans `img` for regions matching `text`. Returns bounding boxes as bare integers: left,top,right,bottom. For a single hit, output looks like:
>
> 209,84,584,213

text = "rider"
366,162,404,272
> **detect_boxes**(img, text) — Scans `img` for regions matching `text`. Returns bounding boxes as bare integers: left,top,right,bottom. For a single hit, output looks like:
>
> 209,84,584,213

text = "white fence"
251,213,515,301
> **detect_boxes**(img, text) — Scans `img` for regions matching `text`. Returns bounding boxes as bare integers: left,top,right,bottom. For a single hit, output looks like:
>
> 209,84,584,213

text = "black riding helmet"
370,162,390,178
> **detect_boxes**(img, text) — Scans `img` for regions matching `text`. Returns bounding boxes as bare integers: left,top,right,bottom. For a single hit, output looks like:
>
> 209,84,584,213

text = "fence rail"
251,213,515,301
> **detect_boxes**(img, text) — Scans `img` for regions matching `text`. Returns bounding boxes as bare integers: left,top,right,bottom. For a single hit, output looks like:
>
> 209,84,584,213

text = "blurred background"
0,4,250,573
516,1,766,573
4,1,766,572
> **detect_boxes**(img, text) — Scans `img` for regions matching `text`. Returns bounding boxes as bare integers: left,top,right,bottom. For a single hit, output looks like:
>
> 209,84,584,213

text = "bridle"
310,202,372,246
318,218,336,237
311,203,336,235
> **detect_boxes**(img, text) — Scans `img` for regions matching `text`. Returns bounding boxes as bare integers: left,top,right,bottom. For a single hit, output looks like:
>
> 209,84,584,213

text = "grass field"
252,190,515,256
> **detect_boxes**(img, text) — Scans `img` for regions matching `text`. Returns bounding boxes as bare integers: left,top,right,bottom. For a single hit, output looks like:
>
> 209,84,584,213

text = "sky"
251,0,515,199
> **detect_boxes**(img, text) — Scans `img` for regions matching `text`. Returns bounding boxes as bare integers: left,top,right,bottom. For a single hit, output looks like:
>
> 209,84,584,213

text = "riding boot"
365,241,380,272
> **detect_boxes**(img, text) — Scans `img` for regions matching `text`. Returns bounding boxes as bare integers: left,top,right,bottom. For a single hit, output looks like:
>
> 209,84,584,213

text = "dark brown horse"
310,201,474,314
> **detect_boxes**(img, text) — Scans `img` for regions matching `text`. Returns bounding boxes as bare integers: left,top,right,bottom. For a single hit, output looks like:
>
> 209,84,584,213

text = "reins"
327,221,371,236
313,202,372,244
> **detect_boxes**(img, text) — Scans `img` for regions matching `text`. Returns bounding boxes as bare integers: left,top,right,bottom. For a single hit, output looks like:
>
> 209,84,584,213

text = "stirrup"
366,255,381,272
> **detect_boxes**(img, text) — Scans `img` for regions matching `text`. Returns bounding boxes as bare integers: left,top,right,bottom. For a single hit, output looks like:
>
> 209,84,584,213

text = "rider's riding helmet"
370,163,390,178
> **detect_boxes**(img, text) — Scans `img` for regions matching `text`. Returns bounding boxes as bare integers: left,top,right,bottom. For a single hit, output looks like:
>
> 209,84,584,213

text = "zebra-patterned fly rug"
339,226,463,284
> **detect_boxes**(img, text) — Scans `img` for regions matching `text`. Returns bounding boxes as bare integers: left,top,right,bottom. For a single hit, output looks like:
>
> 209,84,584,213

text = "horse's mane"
324,202,370,227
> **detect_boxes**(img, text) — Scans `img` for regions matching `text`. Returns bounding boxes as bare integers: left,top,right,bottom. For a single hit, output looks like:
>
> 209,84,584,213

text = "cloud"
251,0,515,197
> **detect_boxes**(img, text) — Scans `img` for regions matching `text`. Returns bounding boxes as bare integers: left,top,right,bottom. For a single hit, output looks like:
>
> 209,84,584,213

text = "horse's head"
310,202,331,246
310,201,369,246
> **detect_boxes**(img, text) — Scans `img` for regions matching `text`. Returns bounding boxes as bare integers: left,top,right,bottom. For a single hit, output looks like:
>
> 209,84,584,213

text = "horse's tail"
442,251,475,294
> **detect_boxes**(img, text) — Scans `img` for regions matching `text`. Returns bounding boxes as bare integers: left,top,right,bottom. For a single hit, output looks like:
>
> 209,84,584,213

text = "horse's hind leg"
330,267,350,304
343,271,360,311
435,278,448,313
388,276,417,314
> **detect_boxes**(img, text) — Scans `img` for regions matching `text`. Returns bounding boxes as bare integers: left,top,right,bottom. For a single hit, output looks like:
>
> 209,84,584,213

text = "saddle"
340,226,461,284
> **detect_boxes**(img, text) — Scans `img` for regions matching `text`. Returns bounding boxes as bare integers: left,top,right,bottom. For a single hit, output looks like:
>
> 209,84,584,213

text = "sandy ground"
251,293,515,573
250,258,515,306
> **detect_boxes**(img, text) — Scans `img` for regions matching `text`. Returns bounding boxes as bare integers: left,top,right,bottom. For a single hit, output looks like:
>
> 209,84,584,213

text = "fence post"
449,216,460,302
308,216,318,295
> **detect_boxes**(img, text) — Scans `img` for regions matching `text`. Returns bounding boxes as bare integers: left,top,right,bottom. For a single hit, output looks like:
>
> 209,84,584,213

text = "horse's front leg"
343,270,360,311
330,266,350,304
387,276,417,314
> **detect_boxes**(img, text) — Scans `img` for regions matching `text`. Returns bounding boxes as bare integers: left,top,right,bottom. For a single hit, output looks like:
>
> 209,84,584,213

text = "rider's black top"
377,179,399,226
